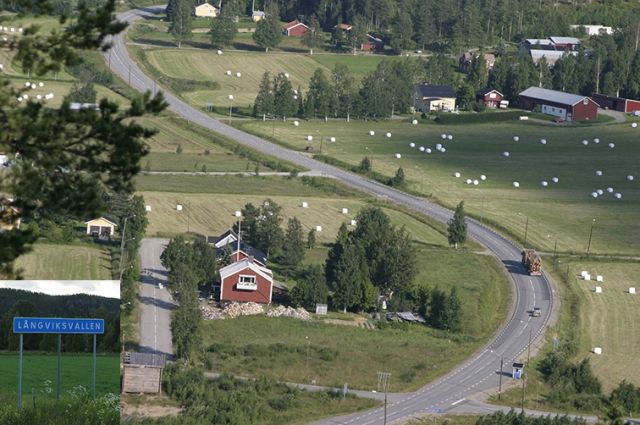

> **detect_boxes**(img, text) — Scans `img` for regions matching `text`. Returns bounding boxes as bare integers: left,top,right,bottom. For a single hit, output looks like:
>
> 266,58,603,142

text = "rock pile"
266,305,311,320
224,302,265,318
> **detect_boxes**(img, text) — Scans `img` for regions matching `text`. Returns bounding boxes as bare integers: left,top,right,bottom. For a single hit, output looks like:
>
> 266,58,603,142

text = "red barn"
519,87,599,122
282,20,310,37
361,34,384,51
219,258,273,304
476,88,504,108
591,93,640,114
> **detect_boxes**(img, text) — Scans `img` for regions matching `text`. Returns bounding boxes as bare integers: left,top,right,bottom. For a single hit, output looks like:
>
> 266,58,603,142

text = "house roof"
476,88,503,97
336,23,352,31
366,34,383,43
529,49,578,65
219,258,273,282
416,84,456,99
525,38,553,46
85,216,118,227
283,20,309,31
195,2,218,9
252,10,265,16
216,240,268,265
519,87,595,106
549,36,581,45
208,229,238,247
123,352,165,367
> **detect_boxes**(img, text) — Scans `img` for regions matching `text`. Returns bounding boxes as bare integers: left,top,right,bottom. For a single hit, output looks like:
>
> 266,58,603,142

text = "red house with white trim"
282,20,310,37
219,258,273,304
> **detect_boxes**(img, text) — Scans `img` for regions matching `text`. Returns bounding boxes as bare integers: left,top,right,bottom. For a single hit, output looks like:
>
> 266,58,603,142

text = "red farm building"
519,87,599,122
476,88,504,108
282,20,310,37
361,34,384,51
591,93,640,114
219,258,273,304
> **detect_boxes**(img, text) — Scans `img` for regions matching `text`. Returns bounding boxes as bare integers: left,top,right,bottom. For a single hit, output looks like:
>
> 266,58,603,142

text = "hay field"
139,190,448,246
568,261,640,391
240,119,640,255
141,48,392,108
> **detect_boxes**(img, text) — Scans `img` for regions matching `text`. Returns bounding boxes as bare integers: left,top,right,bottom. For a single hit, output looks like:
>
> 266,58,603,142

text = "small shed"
194,2,219,17
252,10,265,22
85,217,117,238
476,88,504,108
122,352,166,394
282,20,310,37
512,362,524,379
361,34,384,51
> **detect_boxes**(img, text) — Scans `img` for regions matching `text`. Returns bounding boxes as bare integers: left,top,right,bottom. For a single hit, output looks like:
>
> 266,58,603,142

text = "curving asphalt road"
108,7,559,423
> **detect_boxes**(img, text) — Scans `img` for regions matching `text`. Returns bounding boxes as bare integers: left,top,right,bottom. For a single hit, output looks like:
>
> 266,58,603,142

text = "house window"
239,275,256,284
237,275,257,290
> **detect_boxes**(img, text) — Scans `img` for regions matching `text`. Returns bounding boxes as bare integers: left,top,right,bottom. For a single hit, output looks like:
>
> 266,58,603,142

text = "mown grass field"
239,119,640,255
407,416,480,425
14,243,113,280
136,115,278,172
0,353,120,397
138,189,448,245
492,257,640,413
567,260,640,391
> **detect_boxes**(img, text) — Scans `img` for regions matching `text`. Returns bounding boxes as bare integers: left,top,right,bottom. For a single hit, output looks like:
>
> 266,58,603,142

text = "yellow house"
195,2,219,18
252,10,265,22
85,217,117,238
0,205,21,232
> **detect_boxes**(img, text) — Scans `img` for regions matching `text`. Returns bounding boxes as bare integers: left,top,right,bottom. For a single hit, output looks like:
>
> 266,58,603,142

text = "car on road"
532,307,541,317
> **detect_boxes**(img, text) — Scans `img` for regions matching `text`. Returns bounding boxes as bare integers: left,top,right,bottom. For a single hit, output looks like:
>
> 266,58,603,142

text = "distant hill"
0,288,120,353
0,288,119,317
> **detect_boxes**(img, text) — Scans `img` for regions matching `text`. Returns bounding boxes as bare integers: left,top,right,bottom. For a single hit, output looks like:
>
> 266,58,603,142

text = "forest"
0,289,120,353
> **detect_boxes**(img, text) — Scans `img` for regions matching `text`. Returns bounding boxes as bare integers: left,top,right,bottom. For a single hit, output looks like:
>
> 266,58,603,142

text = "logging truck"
522,249,542,276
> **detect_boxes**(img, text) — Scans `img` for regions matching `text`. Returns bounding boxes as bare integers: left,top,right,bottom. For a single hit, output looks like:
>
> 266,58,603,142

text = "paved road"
109,7,557,423
138,238,175,357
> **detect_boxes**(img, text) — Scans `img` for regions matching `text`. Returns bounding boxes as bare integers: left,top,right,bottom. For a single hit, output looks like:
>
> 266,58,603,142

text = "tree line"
164,0,640,53
253,60,418,121
0,289,119,353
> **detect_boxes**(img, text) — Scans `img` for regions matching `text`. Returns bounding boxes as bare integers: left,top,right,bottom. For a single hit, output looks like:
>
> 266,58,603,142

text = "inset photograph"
0,280,120,425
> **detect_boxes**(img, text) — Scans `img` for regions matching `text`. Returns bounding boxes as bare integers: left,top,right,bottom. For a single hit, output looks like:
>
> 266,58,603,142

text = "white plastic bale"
425,148,432,154
409,142,415,148
480,175,486,180
315,225,322,232
512,181,520,188
541,181,548,187
301,202,308,208
596,275,603,282
330,137,336,142
454,172,461,178
145,205,152,212
593,347,602,354
629,287,636,294
594,286,602,293
176,204,182,211
341,208,348,214
412,119,418,125
552,177,559,183
419,146,425,152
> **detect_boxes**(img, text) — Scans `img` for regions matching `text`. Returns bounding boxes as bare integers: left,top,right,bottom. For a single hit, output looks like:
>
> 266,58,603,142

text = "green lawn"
407,416,480,425
14,243,112,280
239,119,640,255
0,352,120,398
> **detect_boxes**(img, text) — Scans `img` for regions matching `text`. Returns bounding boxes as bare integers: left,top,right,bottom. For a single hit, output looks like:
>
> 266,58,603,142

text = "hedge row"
435,110,526,125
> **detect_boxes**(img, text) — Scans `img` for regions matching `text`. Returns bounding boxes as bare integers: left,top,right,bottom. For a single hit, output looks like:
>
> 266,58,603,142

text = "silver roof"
549,36,581,44
519,87,590,106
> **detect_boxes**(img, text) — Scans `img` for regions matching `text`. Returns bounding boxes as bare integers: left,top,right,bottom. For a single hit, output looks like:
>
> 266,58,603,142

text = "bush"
435,110,524,124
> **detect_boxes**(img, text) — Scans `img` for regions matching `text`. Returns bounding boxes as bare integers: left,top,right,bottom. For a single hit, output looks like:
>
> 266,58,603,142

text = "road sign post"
12,317,105,413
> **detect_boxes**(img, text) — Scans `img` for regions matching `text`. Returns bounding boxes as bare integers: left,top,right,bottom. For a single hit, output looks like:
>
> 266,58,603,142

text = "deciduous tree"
447,200,467,248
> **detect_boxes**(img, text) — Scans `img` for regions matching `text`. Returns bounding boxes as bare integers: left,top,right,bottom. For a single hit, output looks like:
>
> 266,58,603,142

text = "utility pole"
586,218,596,256
377,371,391,425
498,355,504,400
